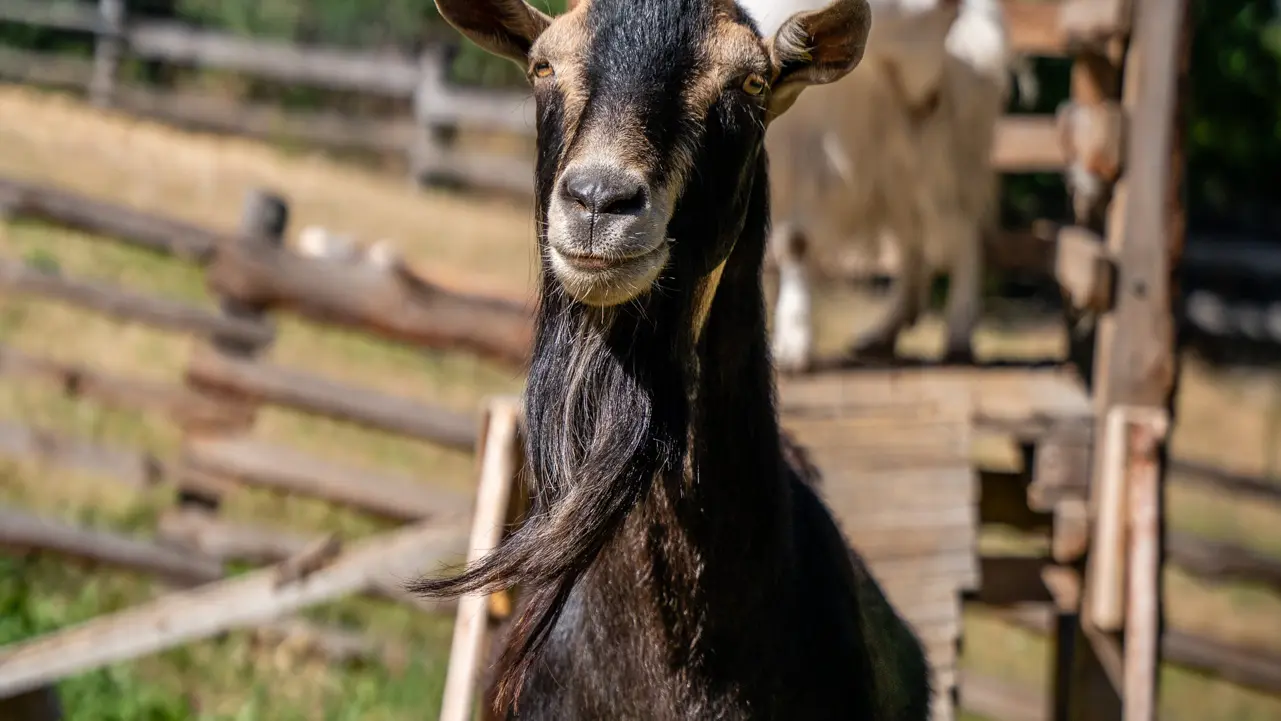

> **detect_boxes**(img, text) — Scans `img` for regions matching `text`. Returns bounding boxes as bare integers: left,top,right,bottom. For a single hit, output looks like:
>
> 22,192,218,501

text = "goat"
414,1,931,719
740,0,1014,368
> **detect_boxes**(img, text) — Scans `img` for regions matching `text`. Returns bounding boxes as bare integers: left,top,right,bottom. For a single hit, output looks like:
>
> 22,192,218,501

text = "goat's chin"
549,244,670,307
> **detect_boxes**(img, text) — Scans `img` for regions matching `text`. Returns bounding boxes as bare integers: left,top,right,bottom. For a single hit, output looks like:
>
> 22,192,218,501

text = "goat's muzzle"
546,163,672,307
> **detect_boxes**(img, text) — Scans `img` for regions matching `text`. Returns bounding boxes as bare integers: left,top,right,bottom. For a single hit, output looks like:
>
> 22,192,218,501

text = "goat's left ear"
435,0,552,66
766,0,872,119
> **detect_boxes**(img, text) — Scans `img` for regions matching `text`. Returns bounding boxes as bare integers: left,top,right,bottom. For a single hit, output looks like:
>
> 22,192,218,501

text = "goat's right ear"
766,0,872,120
435,0,552,65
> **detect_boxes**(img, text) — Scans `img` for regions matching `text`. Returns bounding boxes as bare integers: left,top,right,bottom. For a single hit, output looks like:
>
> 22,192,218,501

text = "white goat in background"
741,0,1017,369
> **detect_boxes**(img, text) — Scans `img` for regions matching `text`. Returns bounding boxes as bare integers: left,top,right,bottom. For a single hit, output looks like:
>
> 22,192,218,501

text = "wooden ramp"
778,369,996,721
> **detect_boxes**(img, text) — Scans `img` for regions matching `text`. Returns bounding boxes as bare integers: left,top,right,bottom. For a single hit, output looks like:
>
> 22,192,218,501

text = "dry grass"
1,83,1280,719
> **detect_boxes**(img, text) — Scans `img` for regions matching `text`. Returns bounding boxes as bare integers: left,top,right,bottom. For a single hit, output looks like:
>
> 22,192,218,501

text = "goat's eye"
741,73,767,96
532,61,555,79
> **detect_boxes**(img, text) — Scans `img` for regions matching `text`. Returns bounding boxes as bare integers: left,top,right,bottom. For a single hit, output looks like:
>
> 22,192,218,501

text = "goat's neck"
633,173,795,646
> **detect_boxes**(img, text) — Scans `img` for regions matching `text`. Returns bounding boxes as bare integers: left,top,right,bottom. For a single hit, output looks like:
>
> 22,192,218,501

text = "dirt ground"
1,84,1280,720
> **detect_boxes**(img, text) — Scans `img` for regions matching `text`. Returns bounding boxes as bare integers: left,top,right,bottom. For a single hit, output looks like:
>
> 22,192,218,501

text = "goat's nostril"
560,170,648,216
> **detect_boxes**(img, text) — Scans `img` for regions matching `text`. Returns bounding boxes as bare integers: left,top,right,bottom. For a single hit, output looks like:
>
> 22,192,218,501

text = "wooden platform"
777,365,1092,721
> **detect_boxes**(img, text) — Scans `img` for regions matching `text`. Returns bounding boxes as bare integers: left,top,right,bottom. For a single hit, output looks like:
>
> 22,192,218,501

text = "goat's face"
436,0,871,307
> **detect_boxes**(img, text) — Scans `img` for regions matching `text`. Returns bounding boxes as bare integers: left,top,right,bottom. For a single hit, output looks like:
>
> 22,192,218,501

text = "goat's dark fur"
414,1,932,718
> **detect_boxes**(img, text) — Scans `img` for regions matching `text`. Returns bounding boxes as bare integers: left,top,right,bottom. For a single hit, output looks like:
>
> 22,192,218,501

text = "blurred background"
0,1,1278,719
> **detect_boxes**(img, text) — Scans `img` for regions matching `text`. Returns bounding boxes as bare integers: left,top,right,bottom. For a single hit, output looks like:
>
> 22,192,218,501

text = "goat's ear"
434,0,552,65
766,0,872,119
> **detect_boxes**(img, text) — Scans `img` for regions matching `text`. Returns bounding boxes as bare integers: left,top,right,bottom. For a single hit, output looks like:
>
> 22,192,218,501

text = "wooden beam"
0,259,274,347
439,397,523,721
126,22,421,97
186,350,479,452
0,520,467,698
0,420,165,489
0,0,104,33
0,344,242,427
1125,412,1167,721
0,508,223,585
207,232,533,367
0,176,222,262
155,509,462,613
183,437,472,521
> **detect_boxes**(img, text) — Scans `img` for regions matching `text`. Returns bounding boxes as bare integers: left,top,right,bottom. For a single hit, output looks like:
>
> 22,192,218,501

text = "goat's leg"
941,226,984,363
769,222,816,373
848,238,924,359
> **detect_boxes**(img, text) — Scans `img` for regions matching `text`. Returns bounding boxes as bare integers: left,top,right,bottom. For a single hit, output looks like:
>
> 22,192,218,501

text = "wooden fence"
0,0,1088,197
2,175,1281,718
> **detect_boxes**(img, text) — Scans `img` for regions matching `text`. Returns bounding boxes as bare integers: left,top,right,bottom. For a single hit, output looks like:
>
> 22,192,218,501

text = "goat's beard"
412,275,690,709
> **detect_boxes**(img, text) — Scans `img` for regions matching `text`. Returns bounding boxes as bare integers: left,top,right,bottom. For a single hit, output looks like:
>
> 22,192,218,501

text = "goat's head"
436,0,870,308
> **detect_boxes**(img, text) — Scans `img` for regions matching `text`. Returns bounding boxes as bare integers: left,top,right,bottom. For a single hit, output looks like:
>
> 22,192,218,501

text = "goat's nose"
560,168,648,216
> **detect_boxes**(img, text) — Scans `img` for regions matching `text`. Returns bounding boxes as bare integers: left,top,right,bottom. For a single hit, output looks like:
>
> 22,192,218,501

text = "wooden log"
206,232,533,367
155,509,462,613
0,344,242,427
0,0,104,33
0,47,94,88
0,519,467,698
0,259,273,346
183,437,472,521
0,508,223,585
439,398,523,721
1168,460,1281,506
1166,532,1281,594
0,176,222,262
186,350,479,452
115,86,416,155
126,22,421,97
0,420,165,488
1126,410,1168,721
990,604,1281,698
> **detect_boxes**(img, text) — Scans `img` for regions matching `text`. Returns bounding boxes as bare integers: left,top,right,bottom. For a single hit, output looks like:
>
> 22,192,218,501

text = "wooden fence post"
89,0,125,108
176,189,287,511
439,396,522,721
409,45,460,188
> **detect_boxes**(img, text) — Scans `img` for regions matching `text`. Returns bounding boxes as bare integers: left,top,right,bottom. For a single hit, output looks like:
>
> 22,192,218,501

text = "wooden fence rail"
0,0,1110,194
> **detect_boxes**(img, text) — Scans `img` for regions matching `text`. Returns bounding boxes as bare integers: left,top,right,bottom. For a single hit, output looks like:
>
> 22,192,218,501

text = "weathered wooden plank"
0,46,93,88
0,520,466,698
187,350,479,452
439,398,523,721
0,176,222,262
994,604,1281,699
0,508,223,585
156,509,465,613
183,437,472,521
0,260,274,346
778,367,1090,425
822,467,975,515
126,22,421,97
207,233,533,367
0,420,164,488
842,520,975,561
0,344,241,427
115,86,417,155
0,0,104,33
